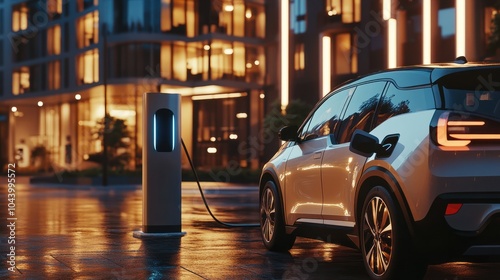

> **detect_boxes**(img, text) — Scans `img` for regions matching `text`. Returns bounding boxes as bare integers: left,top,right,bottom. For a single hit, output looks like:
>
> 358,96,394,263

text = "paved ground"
1,178,500,279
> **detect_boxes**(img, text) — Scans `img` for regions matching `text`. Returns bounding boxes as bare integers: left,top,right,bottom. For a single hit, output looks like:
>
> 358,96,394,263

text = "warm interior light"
207,147,217,154
223,48,234,55
245,9,252,19
229,134,238,140
321,35,331,97
383,0,391,20
280,0,289,110
11,107,18,112
224,4,234,12
254,60,260,65
423,0,431,64
192,92,247,101
210,137,216,142
236,113,248,119
37,101,43,107
456,0,466,57
259,93,265,99
75,94,82,100
203,44,211,50
388,18,397,68
246,63,252,68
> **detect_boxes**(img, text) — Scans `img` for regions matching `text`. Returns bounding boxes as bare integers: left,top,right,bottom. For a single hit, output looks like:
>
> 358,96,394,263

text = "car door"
284,89,350,225
321,81,387,226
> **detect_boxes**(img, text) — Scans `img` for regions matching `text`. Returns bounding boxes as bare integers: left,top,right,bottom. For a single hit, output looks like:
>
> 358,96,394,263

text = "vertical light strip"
423,0,431,64
383,0,391,20
388,19,397,68
456,0,466,57
280,0,289,111
321,36,331,97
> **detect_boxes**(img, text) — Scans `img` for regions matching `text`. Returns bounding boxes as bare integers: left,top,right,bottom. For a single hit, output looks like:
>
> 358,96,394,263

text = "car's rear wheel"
260,180,295,251
360,187,427,280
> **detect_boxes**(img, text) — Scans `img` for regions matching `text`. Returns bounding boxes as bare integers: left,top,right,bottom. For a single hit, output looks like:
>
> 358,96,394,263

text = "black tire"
360,187,428,280
260,180,295,251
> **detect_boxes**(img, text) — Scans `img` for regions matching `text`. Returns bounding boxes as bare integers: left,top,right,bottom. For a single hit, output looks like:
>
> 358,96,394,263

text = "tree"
87,115,131,171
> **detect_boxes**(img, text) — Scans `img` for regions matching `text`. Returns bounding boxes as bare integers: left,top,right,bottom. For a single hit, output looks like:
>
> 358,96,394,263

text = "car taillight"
432,111,500,148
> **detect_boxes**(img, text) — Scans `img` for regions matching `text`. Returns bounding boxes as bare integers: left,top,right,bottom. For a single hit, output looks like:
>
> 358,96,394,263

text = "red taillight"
435,111,500,148
445,203,463,215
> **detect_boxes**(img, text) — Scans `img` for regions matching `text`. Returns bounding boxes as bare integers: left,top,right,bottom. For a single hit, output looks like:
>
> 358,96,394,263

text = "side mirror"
349,130,400,158
349,130,380,157
278,125,299,141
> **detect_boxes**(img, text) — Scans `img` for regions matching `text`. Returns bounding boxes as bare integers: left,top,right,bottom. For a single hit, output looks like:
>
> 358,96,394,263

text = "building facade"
0,0,275,172
0,0,498,173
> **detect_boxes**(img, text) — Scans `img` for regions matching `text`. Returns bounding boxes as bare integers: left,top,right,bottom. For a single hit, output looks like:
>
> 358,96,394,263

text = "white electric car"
259,61,500,279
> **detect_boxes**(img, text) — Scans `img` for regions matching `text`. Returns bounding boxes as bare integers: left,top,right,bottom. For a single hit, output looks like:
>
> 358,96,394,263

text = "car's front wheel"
360,186,427,280
260,180,295,251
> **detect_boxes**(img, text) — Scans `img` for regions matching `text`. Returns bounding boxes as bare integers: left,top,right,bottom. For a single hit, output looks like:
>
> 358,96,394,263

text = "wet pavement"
1,178,500,279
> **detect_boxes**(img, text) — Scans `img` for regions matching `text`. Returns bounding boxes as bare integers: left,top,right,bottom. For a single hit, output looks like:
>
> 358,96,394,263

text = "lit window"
47,25,61,55
47,0,63,19
48,61,61,90
12,67,30,95
335,33,357,75
77,11,99,48
294,43,305,71
78,49,99,84
12,4,28,32
325,0,361,23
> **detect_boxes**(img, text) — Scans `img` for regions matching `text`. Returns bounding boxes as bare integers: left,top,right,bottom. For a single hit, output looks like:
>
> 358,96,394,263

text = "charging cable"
181,139,259,228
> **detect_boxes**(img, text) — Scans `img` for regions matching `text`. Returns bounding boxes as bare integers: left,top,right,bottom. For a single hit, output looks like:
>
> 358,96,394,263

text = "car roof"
341,61,500,89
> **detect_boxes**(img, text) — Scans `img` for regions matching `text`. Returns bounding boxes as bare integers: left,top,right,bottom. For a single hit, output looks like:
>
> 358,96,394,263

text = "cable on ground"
181,138,259,228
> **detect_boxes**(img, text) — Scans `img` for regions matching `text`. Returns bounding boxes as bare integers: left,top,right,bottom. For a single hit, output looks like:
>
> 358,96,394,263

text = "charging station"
133,92,185,238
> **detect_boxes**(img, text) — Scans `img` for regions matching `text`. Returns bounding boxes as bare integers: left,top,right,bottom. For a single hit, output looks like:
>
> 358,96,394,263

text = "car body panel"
284,137,327,224
321,141,365,223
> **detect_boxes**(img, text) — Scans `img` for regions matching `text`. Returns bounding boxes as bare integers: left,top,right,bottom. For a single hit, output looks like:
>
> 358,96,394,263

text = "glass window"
245,3,265,38
439,69,500,119
12,67,30,95
47,0,63,19
47,25,61,55
325,0,361,23
374,83,435,128
109,43,160,78
193,94,250,168
291,0,306,34
12,3,28,32
77,11,99,48
0,71,3,96
77,49,99,84
294,43,305,72
0,43,3,66
0,9,3,35
48,60,61,90
299,88,350,141
337,82,387,143
334,33,357,75
77,0,98,12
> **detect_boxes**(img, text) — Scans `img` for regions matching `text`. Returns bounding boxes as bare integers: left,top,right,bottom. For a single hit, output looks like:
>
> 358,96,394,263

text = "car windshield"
439,69,500,120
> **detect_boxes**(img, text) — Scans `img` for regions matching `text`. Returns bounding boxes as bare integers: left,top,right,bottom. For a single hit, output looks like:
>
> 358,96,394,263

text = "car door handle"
313,151,323,159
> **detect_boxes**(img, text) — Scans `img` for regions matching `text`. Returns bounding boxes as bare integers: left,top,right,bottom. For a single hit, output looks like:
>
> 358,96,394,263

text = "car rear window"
438,69,500,119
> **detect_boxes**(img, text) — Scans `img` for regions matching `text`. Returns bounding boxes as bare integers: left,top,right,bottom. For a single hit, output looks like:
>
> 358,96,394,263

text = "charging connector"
181,139,259,228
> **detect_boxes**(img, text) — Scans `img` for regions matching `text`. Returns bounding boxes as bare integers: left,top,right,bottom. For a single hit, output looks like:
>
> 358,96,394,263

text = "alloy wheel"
260,187,276,243
362,196,393,276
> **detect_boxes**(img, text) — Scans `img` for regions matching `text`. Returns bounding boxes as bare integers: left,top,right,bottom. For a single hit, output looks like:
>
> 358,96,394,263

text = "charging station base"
132,231,186,239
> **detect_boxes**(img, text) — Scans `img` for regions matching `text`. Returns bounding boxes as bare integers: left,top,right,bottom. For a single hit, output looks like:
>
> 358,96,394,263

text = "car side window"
299,89,350,141
337,82,387,144
373,83,435,128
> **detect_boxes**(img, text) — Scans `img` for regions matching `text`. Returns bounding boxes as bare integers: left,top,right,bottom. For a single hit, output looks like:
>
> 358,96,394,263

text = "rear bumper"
412,193,500,261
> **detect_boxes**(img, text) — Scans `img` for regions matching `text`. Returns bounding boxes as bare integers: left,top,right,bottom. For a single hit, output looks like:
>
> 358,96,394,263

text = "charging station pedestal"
133,92,186,238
